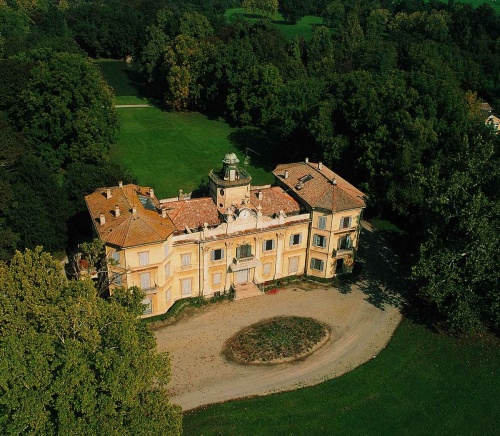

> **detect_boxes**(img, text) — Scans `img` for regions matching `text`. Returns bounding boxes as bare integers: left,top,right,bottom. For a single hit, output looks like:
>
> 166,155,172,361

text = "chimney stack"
305,157,309,164
284,170,289,179
178,189,183,201
115,205,120,217
132,206,137,214
106,188,112,199
257,191,263,201
149,188,154,198
318,162,323,170
332,177,337,185
118,180,123,188
99,213,106,225
161,208,167,218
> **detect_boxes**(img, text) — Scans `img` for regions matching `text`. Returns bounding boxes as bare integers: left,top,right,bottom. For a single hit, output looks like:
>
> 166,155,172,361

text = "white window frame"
236,244,252,259
313,234,327,248
181,253,191,268
262,239,275,252
212,272,222,285
289,233,302,246
211,248,225,261
142,298,152,315
318,216,327,230
181,278,192,296
139,251,149,267
263,262,272,275
310,258,324,271
111,251,120,264
140,272,151,290
340,216,353,229
289,256,299,274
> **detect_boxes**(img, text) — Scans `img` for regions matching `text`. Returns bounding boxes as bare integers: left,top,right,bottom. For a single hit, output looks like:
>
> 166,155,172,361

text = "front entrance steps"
233,281,263,301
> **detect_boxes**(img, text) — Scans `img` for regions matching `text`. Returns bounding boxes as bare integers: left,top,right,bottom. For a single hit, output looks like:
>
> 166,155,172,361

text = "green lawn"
183,318,500,435
225,8,323,41
93,59,152,105
111,109,274,198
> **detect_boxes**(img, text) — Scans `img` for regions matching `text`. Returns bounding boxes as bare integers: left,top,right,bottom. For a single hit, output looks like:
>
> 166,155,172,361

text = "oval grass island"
222,316,330,365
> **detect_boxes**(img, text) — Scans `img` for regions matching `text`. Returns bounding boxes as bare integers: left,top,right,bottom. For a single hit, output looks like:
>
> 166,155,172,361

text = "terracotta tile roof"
85,184,176,248
272,162,366,212
161,197,220,232
249,186,302,216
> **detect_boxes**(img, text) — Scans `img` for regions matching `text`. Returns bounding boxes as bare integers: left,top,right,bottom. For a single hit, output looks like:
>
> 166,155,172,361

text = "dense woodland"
0,0,499,431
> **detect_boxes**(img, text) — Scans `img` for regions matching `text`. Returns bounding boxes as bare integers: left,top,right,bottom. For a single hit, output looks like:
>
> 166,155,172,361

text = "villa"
85,154,366,317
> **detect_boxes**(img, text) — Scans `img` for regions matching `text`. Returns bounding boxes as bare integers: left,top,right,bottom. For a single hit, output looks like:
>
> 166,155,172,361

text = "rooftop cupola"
221,152,240,181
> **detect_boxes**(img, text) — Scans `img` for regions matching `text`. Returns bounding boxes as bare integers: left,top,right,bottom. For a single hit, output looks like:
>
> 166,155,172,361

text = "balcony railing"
333,248,354,258
234,255,254,265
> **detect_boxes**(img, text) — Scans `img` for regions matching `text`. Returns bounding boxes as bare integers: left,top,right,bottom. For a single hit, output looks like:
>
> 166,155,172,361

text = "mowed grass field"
111,109,274,198
184,318,500,435
225,8,323,41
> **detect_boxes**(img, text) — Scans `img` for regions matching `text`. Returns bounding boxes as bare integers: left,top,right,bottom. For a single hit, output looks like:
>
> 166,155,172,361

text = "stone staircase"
233,281,263,301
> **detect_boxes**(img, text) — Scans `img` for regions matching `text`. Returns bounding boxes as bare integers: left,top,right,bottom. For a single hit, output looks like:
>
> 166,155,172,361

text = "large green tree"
242,0,278,18
12,50,118,170
0,248,182,434
279,0,312,24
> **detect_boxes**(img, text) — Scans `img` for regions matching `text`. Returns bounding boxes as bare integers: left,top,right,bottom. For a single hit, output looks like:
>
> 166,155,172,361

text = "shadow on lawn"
228,127,276,172
339,223,407,311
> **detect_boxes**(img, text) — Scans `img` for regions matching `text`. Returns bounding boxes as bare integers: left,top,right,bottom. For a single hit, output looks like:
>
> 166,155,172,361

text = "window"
318,216,327,230
263,262,272,275
213,272,222,285
211,248,224,261
139,251,149,266
340,216,352,229
113,273,122,286
166,288,171,302
289,257,299,273
164,243,170,258
310,258,324,271
140,272,151,290
262,239,275,252
181,278,192,296
142,298,152,315
289,233,302,246
111,251,120,264
313,234,327,248
236,244,252,259
181,253,191,267
299,174,313,183
165,261,171,278
338,234,352,250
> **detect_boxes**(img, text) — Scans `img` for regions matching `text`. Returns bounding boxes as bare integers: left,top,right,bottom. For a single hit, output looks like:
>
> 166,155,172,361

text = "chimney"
257,191,263,201
332,177,337,185
305,157,309,164
106,188,112,199
118,180,123,188
318,162,323,170
99,213,106,225
115,205,120,217
178,189,183,201
149,188,154,198
132,206,137,214
161,208,167,219
284,170,289,179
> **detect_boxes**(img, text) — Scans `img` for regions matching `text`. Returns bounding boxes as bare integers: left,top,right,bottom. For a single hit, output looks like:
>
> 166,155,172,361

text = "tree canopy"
0,248,182,434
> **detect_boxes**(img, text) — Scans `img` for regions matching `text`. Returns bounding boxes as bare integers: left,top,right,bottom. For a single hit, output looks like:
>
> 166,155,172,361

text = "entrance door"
335,258,344,274
235,269,249,284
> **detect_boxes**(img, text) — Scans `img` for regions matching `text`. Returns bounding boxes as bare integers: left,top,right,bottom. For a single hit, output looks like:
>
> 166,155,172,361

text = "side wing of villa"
85,154,366,317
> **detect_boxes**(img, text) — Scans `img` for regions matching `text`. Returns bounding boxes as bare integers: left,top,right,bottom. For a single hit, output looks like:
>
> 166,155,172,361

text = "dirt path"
154,224,403,411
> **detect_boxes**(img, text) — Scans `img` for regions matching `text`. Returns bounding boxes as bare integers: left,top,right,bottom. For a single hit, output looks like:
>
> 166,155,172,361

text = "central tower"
208,152,252,209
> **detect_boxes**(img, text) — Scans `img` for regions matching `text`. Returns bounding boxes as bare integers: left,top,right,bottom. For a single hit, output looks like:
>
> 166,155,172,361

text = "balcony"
333,248,354,258
234,255,255,265
141,285,158,294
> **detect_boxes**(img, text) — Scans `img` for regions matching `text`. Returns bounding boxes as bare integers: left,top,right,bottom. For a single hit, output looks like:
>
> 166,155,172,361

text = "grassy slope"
111,109,273,198
225,8,323,41
183,318,500,435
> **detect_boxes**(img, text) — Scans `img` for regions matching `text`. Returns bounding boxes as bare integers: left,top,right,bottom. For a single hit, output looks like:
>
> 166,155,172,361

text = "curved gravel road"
154,223,403,411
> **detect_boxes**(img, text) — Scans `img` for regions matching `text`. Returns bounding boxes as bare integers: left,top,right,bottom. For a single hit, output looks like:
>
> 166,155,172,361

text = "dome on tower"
222,152,239,165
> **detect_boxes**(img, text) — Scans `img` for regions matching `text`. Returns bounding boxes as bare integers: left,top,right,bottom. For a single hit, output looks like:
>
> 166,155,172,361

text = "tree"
279,0,312,24
0,248,182,434
242,0,278,18
13,50,118,170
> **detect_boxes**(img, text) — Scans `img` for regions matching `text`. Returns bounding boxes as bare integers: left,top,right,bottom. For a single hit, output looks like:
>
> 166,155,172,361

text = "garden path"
154,223,402,411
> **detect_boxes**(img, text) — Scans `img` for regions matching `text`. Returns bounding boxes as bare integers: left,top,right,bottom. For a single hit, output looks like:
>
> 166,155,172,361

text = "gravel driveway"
154,224,403,411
